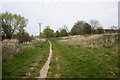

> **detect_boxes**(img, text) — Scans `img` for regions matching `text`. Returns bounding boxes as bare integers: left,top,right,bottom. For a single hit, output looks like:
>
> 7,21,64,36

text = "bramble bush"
17,32,33,43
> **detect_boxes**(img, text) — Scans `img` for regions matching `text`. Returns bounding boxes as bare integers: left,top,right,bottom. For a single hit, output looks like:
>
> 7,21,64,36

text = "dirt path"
38,41,52,79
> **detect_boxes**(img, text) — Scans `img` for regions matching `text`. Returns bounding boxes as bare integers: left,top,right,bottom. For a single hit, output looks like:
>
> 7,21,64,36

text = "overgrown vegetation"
17,32,33,43
47,34,118,78
3,40,49,78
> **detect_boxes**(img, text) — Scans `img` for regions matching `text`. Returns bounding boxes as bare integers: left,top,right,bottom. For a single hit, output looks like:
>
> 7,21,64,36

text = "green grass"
47,35,118,78
3,40,49,78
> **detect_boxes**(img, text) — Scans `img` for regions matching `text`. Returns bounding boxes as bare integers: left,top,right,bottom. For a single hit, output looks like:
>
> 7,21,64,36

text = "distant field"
47,34,118,78
3,40,49,78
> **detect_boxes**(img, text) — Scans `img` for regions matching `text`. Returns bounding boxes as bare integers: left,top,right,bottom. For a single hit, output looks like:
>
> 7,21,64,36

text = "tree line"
41,20,105,38
2,12,116,41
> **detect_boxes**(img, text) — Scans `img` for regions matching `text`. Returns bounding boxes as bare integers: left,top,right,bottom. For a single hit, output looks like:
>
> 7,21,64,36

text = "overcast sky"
1,0,119,36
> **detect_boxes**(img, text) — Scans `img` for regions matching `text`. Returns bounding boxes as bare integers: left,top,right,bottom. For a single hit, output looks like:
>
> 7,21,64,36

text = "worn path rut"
38,41,52,79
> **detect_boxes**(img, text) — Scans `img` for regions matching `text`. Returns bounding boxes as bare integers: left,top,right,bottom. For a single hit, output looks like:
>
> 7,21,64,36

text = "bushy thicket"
17,32,33,43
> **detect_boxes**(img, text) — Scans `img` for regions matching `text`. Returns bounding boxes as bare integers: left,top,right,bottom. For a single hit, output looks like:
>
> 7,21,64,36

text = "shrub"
55,31,60,37
60,29,68,37
17,32,33,43
84,23,92,34
43,26,55,38
96,27,104,34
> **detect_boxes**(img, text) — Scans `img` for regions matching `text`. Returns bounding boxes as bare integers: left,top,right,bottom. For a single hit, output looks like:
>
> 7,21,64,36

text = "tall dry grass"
2,43,21,58
60,34,102,45
2,38,46,59
60,34,118,48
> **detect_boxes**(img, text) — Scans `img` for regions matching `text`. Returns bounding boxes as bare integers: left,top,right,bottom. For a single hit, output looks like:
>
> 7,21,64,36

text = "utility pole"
38,22,43,36
118,1,120,59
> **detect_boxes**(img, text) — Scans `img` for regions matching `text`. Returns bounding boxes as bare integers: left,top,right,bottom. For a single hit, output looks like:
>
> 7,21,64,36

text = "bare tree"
58,25,69,33
90,19,100,30
63,25,69,32
58,28,62,32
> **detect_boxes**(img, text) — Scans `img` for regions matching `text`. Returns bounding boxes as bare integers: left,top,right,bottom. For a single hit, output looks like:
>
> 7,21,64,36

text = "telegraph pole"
38,22,43,36
118,2,120,63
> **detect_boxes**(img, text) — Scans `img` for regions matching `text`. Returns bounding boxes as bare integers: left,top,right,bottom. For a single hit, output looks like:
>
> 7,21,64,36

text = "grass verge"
3,40,49,78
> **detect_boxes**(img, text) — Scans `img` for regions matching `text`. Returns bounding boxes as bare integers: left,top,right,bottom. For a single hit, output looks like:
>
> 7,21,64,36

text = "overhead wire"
44,0,60,20
45,0,60,21
37,0,61,30
37,0,46,22
40,0,53,22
